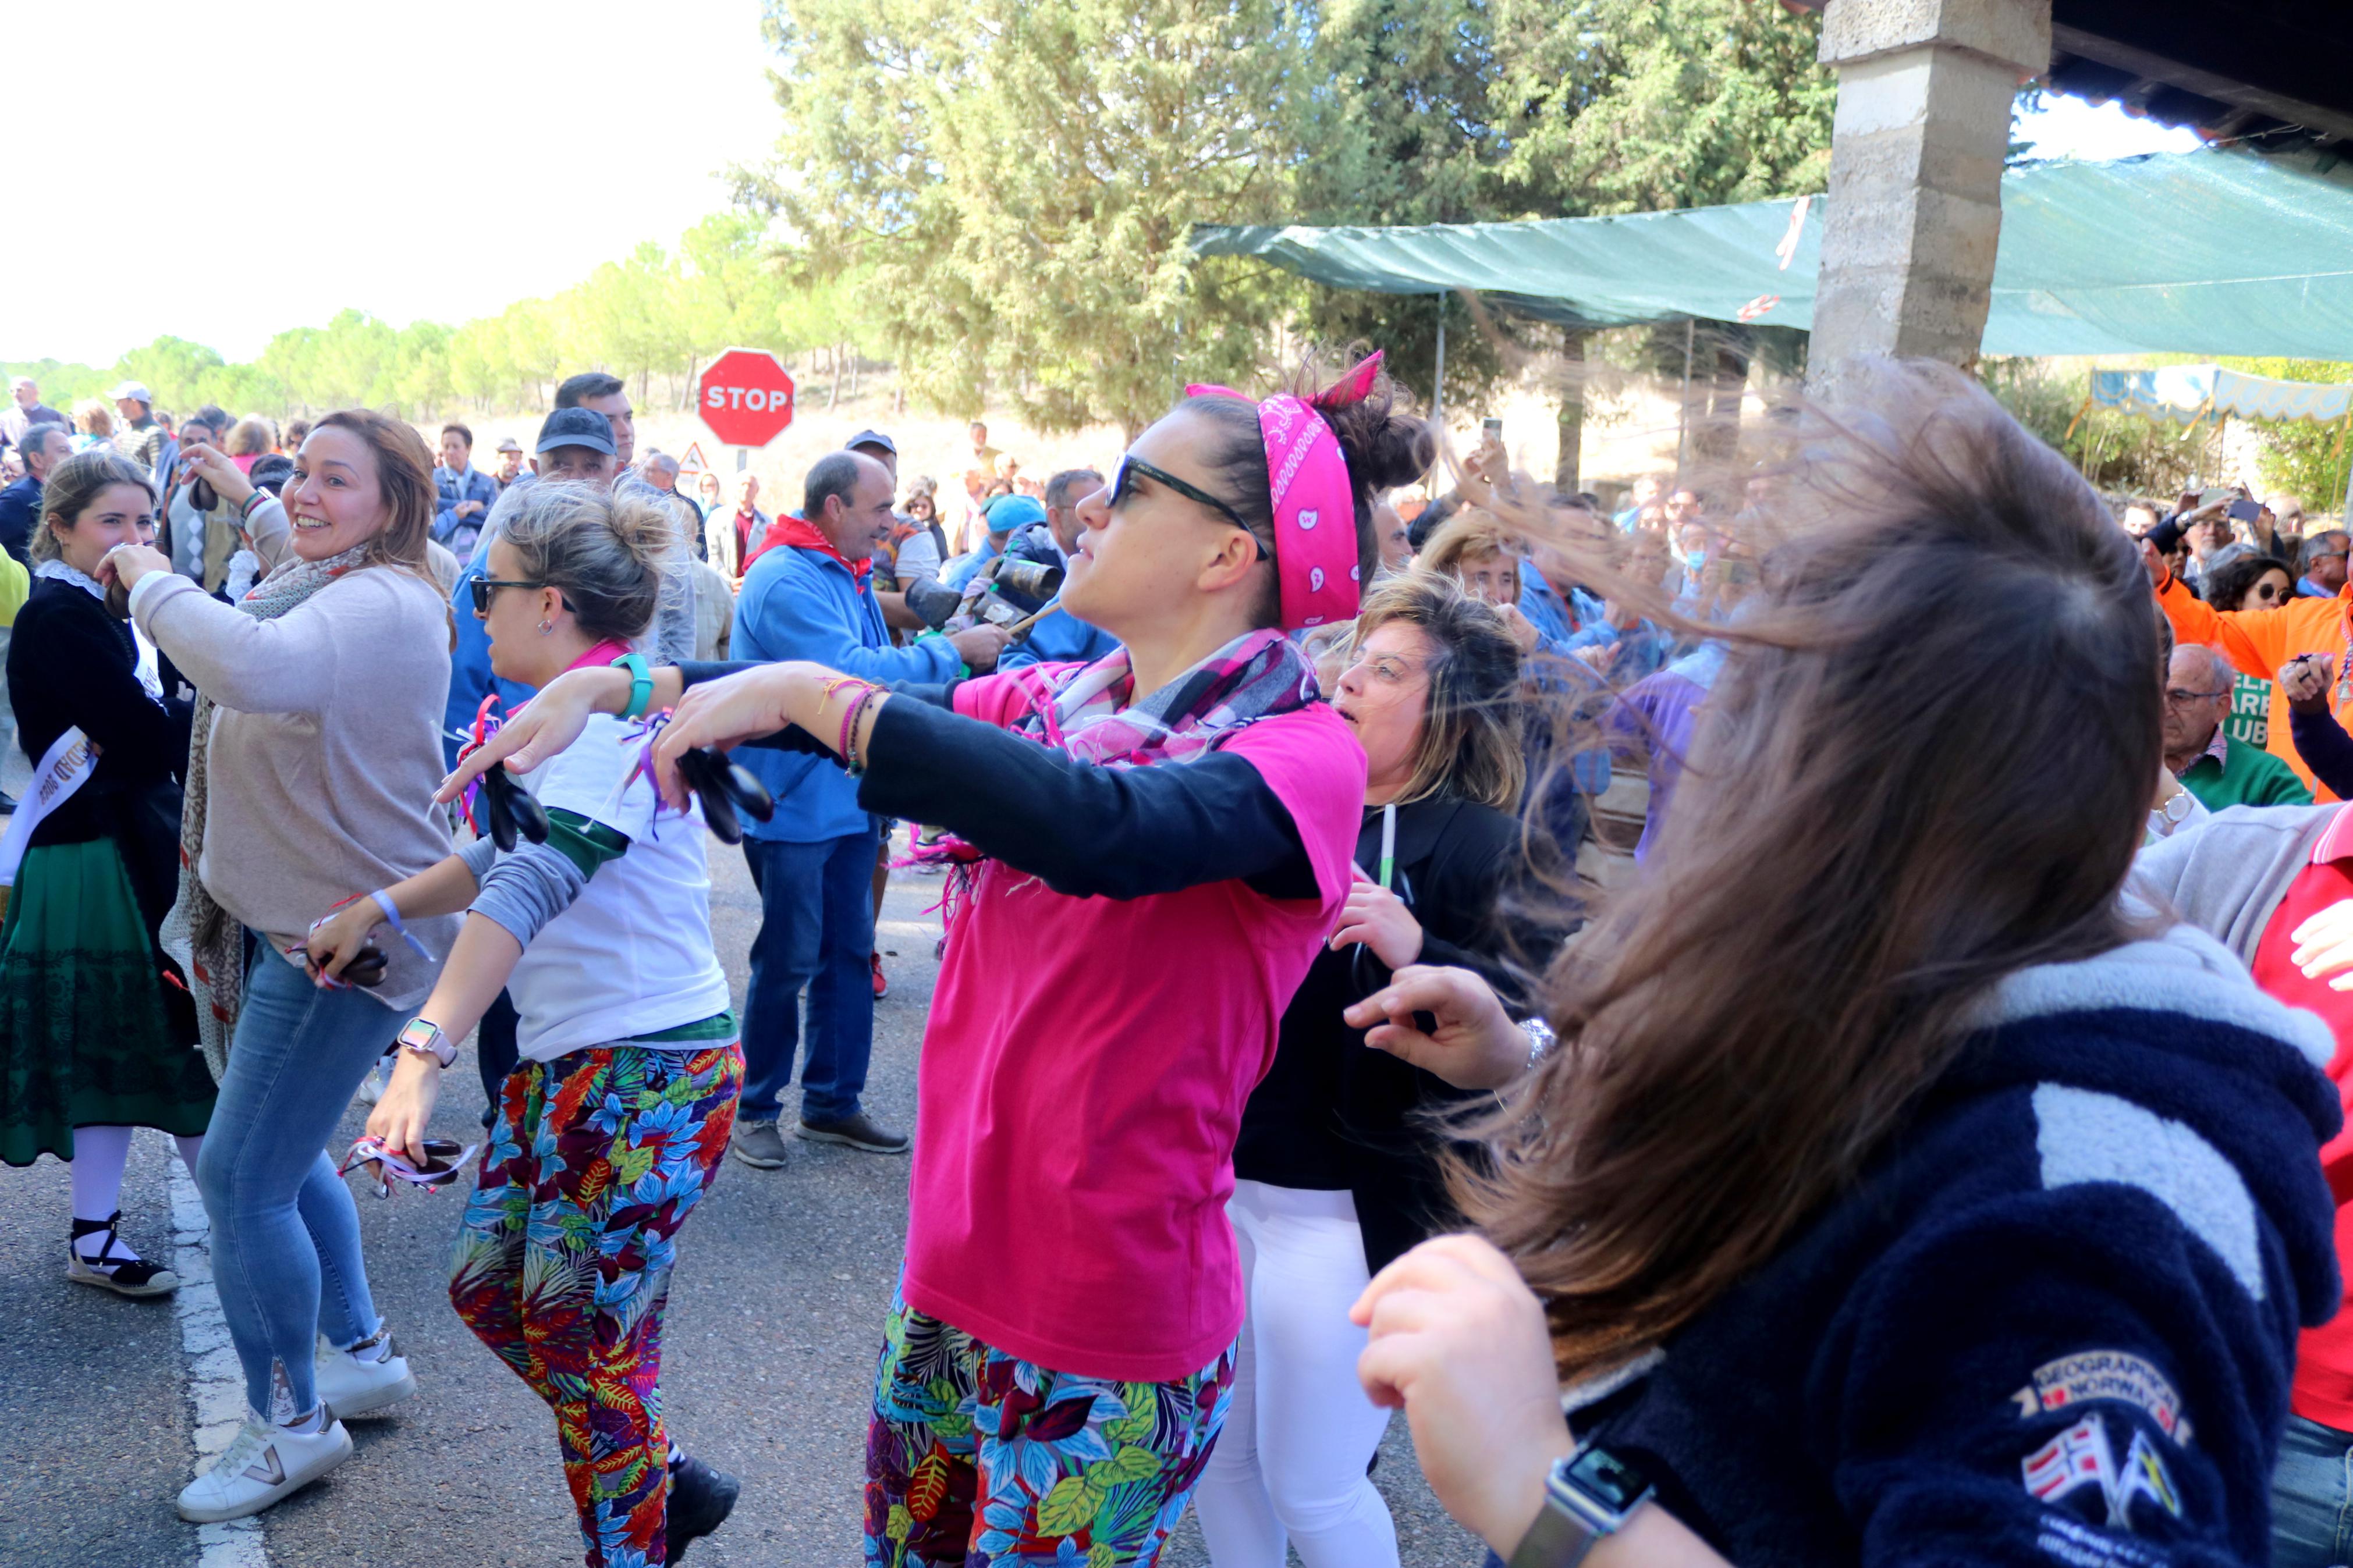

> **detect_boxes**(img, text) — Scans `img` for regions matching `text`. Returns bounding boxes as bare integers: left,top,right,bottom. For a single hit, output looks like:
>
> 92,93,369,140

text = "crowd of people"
5,347,2353,1568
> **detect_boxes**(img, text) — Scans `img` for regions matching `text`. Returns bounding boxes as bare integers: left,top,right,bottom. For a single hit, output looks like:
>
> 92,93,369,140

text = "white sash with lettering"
0,726,101,890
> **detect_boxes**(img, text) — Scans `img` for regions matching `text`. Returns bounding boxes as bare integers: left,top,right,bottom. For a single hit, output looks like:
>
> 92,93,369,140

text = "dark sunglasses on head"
470,578,574,616
1109,454,1270,561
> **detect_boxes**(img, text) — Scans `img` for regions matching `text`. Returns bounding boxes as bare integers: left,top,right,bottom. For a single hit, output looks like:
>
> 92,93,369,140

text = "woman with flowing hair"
1339,362,2338,1567
100,411,459,1523
446,350,1431,1567
1195,570,1533,1568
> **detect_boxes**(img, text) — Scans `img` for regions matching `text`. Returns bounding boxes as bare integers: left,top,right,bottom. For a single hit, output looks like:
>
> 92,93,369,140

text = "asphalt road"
0,809,1486,1568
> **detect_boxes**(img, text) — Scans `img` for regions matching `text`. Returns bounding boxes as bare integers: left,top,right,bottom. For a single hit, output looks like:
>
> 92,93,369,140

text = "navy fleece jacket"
1576,927,2340,1568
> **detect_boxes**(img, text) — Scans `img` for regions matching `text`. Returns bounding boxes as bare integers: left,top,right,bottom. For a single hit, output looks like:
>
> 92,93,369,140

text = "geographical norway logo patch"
2023,1416,2182,1533
2011,1350,2193,1448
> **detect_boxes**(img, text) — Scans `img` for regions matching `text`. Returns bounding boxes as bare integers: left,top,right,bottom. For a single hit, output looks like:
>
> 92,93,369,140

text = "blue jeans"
195,944,411,1415
740,829,878,1124
2274,1411,2353,1568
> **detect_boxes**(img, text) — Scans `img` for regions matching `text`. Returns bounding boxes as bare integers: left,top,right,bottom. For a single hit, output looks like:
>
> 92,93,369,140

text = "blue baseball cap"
982,493,1046,532
535,407,615,457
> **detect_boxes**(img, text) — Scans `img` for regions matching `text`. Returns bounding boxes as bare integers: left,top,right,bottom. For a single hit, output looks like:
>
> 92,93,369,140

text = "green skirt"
0,837,217,1167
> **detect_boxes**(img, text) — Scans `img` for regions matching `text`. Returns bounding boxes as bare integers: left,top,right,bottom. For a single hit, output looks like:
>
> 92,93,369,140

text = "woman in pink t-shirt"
456,354,1433,1567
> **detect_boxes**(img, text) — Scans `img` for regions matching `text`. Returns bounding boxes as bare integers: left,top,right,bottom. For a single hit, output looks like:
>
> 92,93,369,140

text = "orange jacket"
2157,573,2353,800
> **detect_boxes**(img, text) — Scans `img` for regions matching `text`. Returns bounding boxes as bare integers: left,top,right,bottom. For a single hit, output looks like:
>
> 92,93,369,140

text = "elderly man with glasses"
2164,642,2311,812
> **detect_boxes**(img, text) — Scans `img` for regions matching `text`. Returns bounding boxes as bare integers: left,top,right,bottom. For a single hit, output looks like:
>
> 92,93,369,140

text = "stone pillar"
1807,0,2050,394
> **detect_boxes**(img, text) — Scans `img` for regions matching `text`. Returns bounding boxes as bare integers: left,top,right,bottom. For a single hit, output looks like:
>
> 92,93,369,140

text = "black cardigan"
1232,795,1536,1274
6,577,193,928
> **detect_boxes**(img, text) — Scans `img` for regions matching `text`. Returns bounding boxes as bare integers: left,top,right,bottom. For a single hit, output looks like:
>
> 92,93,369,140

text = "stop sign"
697,348,797,447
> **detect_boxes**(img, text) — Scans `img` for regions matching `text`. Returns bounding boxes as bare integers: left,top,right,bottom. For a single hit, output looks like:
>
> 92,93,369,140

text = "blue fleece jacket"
1574,927,2340,1568
730,542,960,842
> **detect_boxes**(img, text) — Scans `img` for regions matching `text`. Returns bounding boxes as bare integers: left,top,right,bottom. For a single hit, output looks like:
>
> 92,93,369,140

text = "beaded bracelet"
835,680,875,759
842,685,881,775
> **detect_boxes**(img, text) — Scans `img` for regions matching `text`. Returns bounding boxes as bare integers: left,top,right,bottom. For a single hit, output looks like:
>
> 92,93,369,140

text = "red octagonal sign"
698,347,797,447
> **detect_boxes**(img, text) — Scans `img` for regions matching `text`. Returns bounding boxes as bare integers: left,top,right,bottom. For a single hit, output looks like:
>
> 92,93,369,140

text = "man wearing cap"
1,377,67,451
109,382,169,482
491,437,526,492
942,490,1039,592
725,450,1012,1169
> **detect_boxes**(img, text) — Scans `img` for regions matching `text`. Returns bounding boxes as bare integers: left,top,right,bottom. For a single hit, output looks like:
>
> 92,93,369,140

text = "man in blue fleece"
999,466,1116,671
726,450,1009,1170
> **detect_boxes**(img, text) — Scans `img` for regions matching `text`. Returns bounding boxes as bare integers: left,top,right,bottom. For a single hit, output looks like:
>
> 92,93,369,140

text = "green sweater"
2178,732,2313,812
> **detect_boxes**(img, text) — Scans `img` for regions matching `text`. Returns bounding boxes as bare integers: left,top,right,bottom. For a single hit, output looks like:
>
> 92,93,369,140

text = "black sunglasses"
1109,454,1270,562
470,578,574,616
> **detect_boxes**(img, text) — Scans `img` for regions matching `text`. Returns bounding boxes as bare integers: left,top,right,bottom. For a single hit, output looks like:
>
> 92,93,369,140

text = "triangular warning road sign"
679,440,711,474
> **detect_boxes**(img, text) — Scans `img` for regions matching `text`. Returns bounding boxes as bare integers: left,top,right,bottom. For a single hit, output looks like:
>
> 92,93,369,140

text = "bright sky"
2013,93,2205,162
3,0,779,366
0,12,2204,371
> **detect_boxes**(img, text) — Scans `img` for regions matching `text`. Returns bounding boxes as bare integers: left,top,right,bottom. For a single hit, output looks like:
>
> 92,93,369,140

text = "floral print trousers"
450,1042,742,1568
865,1290,1239,1567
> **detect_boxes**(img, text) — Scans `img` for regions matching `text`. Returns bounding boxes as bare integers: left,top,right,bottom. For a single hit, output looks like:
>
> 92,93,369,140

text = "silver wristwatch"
1507,1440,1654,1568
396,1018,456,1069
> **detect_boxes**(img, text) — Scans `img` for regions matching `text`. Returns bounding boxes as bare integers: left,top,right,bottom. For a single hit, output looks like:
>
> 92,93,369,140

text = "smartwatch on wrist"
614,652,653,721
396,1018,456,1070
1507,1439,1654,1568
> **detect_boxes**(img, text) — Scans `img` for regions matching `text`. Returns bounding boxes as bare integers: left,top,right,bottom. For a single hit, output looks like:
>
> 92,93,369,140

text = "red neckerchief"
750,513,870,582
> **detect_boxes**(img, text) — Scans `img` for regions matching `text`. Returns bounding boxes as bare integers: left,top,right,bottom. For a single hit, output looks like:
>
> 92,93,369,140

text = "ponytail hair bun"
1298,351,1436,503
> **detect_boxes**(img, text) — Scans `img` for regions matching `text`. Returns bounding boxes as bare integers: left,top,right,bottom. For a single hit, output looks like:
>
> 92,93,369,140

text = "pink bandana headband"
1186,351,1385,630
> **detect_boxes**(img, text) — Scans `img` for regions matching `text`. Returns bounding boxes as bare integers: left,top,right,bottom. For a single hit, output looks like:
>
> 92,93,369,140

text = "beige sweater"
132,535,460,1009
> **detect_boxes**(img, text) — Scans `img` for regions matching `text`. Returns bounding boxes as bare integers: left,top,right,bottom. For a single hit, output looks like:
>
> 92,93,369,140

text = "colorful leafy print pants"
450,1042,742,1568
865,1290,1240,1566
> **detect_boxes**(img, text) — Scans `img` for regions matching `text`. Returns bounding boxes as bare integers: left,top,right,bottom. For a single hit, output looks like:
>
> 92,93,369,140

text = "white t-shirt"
508,712,732,1061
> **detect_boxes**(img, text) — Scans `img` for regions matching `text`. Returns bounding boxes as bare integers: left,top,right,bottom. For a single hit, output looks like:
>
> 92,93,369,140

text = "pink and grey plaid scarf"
911,628,1321,912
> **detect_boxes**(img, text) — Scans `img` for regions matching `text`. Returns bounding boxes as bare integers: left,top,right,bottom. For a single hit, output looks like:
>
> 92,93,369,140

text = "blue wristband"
370,889,436,962
615,652,653,720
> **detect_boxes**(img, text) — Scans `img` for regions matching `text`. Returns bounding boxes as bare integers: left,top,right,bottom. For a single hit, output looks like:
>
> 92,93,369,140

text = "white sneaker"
354,1054,396,1107
314,1329,417,1419
176,1410,353,1523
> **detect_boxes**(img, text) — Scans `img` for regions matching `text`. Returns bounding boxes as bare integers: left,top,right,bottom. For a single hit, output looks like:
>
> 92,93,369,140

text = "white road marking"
166,1137,270,1568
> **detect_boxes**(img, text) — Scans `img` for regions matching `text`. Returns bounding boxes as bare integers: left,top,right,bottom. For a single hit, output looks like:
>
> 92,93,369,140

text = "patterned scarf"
161,546,367,1080
1001,626,1318,764
915,628,1321,915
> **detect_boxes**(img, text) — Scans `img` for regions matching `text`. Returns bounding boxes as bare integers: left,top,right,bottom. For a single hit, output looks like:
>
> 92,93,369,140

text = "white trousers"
1195,1179,1399,1568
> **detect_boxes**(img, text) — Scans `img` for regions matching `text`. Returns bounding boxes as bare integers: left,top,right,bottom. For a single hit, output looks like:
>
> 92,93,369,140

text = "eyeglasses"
2311,549,2348,564
1109,454,1270,561
470,577,567,616
2163,687,2233,705
2249,582,2288,603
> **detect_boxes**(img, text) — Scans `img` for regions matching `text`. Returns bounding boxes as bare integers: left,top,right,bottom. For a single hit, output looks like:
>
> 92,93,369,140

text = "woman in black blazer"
1198,570,1539,1568
0,450,210,1296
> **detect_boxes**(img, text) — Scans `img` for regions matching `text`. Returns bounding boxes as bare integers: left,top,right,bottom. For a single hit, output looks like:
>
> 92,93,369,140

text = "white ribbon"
0,726,101,888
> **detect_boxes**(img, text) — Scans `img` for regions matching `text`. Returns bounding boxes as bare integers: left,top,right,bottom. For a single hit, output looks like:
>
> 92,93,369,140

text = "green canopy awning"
1193,147,2353,360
